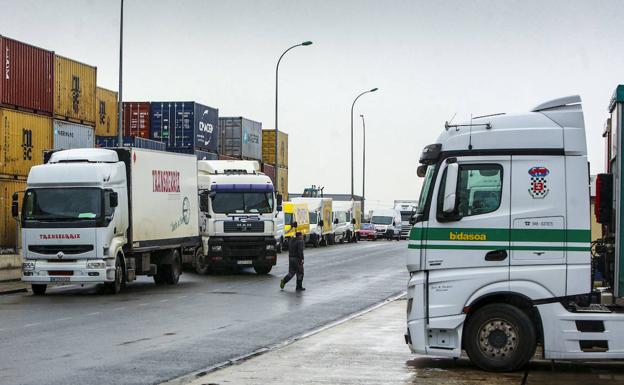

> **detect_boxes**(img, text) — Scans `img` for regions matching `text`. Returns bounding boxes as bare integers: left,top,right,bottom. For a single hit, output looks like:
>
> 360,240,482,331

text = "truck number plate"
50,277,70,282
237,260,252,265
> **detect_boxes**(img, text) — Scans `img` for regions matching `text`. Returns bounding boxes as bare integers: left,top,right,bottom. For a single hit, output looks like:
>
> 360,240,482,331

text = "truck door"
425,156,511,318
509,156,566,297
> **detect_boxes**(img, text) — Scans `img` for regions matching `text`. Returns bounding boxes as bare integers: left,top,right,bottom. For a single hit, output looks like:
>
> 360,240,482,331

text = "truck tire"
313,236,319,248
194,247,210,275
464,304,537,372
164,250,181,285
31,284,47,295
253,262,272,275
105,255,124,294
153,269,167,285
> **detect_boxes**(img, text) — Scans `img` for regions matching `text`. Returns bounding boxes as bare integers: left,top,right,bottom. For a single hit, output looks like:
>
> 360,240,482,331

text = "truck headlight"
212,245,222,252
87,261,106,269
266,244,275,250
22,261,36,271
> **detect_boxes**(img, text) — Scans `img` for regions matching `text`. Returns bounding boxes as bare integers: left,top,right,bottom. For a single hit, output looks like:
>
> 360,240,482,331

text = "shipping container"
0,177,26,249
219,117,262,160
150,101,219,151
122,102,150,138
54,55,96,125
53,120,94,149
0,36,54,114
277,166,288,200
262,163,276,183
95,87,118,136
167,147,218,160
218,154,240,161
262,129,288,168
95,135,167,151
0,109,53,177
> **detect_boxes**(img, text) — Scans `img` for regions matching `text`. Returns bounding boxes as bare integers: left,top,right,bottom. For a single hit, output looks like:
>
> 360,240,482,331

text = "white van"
370,208,402,240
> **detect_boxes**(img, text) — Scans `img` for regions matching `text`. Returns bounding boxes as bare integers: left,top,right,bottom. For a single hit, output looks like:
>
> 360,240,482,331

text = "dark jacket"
288,238,305,260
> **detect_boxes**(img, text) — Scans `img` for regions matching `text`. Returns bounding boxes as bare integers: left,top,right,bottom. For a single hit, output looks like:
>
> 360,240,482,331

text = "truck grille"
223,221,264,233
29,245,94,255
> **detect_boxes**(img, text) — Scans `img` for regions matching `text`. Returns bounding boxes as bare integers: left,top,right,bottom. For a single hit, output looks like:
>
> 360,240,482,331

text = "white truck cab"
292,197,333,247
403,95,624,371
192,160,281,275
370,208,402,240
332,200,360,244
394,200,418,239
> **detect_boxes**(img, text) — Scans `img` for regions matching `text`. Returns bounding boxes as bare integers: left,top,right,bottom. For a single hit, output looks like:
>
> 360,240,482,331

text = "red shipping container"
122,102,150,138
0,36,54,114
218,154,240,161
262,163,276,185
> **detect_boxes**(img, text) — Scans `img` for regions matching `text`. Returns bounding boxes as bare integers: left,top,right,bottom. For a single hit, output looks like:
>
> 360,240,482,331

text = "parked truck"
405,93,624,372
332,200,361,243
370,208,402,240
16,148,200,295
292,197,333,247
283,201,311,249
394,200,418,239
190,160,281,275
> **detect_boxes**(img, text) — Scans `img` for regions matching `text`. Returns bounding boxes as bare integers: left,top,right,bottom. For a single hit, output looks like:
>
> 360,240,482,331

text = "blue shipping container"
96,136,167,151
150,102,219,152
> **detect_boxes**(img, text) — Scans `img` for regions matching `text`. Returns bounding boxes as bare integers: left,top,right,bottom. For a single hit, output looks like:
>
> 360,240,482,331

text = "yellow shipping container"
277,166,288,200
0,109,53,177
0,178,26,249
95,87,119,136
262,130,288,168
54,55,97,125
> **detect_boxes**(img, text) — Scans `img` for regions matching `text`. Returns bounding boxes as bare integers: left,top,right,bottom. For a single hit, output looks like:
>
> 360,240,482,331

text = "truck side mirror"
333,218,338,224
11,193,19,218
417,164,427,178
109,192,118,208
392,221,396,226
291,221,298,229
351,218,356,224
276,193,283,206
442,163,459,214
319,219,324,227
199,191,210,212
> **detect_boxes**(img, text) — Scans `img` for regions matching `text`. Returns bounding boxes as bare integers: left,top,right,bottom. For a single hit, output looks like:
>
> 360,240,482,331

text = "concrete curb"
0,287,27,295
160,290,407,385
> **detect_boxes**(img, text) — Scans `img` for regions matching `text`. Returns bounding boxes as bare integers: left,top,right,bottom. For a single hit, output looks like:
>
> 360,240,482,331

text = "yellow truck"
292,197,333,247
283,202,310,249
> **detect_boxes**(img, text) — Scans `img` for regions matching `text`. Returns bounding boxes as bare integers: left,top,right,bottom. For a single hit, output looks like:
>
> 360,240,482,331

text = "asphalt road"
0,240,409,385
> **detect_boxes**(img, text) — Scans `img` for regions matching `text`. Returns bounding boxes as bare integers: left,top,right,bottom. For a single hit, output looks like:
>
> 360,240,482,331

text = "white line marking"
177,295,187,299
86,312,101,316
54,317,72,322
138,303,149,306
159,299,169,303
23,322,41,328
112,307,126,311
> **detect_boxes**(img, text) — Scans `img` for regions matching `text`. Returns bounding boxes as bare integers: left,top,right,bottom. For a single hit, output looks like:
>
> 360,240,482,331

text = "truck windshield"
416,165,436,215
22,188,102,220
334,211,348,223
285,213,293,224
211,192,274,214
372,216,393,225
309,212,318,224
400,211,413,221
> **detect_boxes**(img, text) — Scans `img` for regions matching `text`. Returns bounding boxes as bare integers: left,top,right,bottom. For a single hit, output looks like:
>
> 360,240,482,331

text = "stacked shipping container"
95,87,118,136
261,129,289,199
122,102,150,138
150,101,219,152
219,117,262,160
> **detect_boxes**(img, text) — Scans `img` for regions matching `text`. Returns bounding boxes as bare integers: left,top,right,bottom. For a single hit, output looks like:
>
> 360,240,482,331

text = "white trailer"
17,148,200,295
394,200,418,239
332,200,360,244
405,93,624,371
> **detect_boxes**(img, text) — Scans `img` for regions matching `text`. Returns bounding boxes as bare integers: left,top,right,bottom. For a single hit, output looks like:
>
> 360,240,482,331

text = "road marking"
177,295,187,299
23,322,41,328
159,299,169,303
138,303,149,306
54,317,72,322
112,307,126,311
86,312,101,316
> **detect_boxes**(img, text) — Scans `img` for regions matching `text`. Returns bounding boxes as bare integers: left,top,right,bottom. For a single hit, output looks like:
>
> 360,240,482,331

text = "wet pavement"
187,299,624,385
0,280,28,295
0,241,408,385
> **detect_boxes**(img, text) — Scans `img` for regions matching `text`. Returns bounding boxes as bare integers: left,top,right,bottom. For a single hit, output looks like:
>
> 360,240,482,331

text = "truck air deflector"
211,184,274,192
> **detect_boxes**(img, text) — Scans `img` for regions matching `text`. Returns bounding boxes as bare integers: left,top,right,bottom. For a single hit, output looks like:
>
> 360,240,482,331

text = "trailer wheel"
164,250,181,285
105,255,124,294
253,262,272,275
31,284,47,295
194,247,210,275
464,304,536,372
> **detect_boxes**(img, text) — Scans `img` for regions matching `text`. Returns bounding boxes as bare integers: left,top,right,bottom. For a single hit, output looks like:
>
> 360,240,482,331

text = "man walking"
280,231,305,291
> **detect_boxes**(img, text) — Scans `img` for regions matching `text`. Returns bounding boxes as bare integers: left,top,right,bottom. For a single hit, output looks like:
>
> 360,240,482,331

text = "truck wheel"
253,263,272,275
153,269,167,285
194,247,210,275
313,236,319,248
464,304,537,372
164,250,181,285
278,237,284,253
105,255,124,294
31,284,47,295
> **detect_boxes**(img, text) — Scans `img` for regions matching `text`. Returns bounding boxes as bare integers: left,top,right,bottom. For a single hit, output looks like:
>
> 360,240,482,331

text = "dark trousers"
283,257,304,287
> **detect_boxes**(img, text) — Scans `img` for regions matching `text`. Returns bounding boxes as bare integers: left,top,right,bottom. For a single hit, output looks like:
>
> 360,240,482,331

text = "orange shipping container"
95,87,118,136
0,178,26,249
0,109,53,177
262,130,288,168
276,166,288,200
54,55,97,125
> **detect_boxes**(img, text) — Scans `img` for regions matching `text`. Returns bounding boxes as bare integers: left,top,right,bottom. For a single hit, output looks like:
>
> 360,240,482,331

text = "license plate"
50,277,70,282
237,260,252,265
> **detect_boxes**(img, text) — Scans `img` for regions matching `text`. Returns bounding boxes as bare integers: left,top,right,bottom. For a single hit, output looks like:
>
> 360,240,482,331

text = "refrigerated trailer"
16,148,200,295
405,91,624,372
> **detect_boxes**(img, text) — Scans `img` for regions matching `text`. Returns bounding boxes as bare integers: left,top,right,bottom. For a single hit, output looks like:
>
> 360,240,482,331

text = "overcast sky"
3,0,624,210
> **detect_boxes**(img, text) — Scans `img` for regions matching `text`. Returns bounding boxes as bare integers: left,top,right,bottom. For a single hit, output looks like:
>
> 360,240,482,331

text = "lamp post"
351,88,377,200
360,114,366,216
117,0,124,146
275,40,313,193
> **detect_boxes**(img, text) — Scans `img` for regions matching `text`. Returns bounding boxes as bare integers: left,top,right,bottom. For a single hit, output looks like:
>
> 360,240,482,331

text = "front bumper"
21,259,114,284
206,236,277,268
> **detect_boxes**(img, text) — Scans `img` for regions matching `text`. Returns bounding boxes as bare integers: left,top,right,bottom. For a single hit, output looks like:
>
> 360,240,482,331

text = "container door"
425,156,511,318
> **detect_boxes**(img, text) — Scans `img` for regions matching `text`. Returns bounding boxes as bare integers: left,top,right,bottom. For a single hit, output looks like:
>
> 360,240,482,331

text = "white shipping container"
53,120,95,150
129,148,199,244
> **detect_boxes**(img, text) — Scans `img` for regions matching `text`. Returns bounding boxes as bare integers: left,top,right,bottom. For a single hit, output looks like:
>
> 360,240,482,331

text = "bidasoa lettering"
449,231,487,241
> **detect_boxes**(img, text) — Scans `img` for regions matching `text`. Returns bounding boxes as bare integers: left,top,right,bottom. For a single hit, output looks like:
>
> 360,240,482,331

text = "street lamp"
117,0,124,146
275,40,313,194
351,88,378,200
360,114,366,216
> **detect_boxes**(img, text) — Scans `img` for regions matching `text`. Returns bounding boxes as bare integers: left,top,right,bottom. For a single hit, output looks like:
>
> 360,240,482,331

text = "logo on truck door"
528,167,549,199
